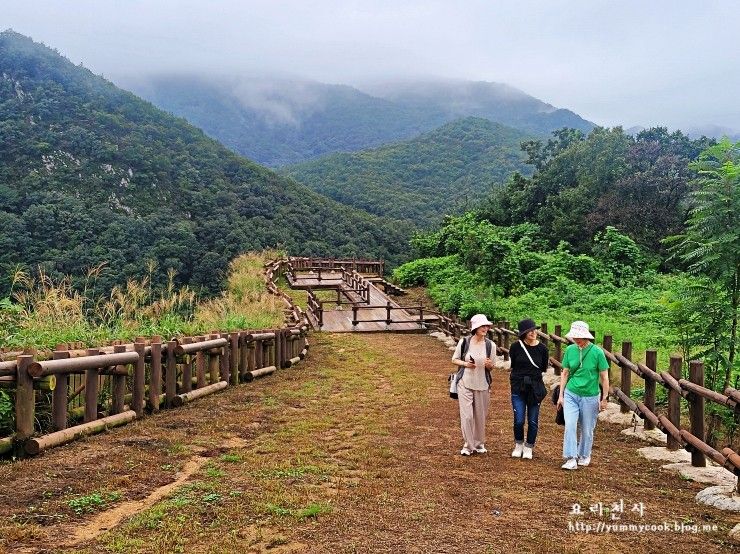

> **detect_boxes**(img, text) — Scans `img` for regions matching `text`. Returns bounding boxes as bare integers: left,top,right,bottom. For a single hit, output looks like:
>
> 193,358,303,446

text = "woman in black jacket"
509,318,549,460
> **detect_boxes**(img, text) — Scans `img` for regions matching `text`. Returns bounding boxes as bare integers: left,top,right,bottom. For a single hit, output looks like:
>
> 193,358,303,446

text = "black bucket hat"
517,318,539,337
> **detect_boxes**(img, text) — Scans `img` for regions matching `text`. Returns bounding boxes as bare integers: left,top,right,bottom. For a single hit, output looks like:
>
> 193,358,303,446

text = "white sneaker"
460,447,472,456
522,445,533,459
511,443,523,458
577,456,591,466
475,445,487,454
561,458,578,470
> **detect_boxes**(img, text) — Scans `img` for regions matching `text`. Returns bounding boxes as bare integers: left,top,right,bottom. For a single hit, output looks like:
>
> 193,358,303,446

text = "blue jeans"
511,392,540,446
563,388,600,459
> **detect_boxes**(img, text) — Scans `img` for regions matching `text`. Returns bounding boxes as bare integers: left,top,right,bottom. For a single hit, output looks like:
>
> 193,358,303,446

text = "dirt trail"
0,333,737,553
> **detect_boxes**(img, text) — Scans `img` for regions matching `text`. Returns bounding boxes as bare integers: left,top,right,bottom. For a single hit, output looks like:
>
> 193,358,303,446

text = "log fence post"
240,333,250,382
111,344,127,415
195,336,207,389
644,350,657,431
84,348,100,423
150,337,162,412
165,340,177,408
620,341,632,414
133,340,146,416
230,333,240,386
208,334,220,384
219,333,230,382
15,355,35,450
602,335,613,384
689,360,706,467
667,355,682,450
182,336,193,393
51,347,70,431
554,325,563,375
274,331,283,370
255,338,264,370
540,322,548,357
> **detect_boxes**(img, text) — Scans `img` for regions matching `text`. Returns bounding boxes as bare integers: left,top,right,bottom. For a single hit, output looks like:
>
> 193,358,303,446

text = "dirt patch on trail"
0,333,737,553
62,455,209,546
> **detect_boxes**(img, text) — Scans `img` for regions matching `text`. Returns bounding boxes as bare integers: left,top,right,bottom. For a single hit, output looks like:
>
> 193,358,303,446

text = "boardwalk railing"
341,270,371,304
428,315,740,491
1,258,309,457
288,256,384,276
349,302,425,329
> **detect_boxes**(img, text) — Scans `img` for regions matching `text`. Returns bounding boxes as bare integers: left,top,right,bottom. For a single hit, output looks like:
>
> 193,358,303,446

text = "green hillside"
122,75,594,167
0,31,413,297
281,117,532,225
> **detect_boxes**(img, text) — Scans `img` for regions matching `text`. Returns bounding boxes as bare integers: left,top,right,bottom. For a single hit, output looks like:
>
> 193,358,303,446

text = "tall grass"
0,251,286,352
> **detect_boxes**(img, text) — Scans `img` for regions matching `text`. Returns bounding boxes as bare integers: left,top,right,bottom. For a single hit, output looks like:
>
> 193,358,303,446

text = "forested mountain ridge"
282,117,533,225
367,79,594,136
121,74,435,168
120,74,594,167
0,30,413,297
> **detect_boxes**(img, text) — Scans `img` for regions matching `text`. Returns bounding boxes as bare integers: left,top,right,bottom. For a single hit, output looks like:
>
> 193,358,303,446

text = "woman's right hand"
465,360,475,369
556,396,563,410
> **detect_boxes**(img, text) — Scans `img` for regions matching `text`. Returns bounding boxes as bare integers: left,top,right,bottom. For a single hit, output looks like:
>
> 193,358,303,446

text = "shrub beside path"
0,333,737,553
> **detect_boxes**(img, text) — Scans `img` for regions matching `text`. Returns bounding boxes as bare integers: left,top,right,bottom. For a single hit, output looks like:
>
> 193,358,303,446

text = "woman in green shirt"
556,321,610,470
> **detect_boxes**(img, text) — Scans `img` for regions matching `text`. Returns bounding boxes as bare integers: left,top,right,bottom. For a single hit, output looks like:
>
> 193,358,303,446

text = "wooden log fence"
1,258,311,457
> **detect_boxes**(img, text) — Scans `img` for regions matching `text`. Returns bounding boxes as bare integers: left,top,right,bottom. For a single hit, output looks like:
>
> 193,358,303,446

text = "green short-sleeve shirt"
562,343,609,397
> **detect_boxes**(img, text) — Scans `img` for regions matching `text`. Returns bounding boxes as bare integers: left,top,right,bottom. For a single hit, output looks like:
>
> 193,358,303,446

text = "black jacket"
509,340,549,404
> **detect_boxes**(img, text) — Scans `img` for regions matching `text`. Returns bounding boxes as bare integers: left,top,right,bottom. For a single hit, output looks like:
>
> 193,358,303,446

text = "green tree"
668,138,740,390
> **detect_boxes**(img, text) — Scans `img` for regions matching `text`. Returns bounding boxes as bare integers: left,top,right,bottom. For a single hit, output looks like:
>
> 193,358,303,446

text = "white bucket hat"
565,320,594,340
470,313,493,332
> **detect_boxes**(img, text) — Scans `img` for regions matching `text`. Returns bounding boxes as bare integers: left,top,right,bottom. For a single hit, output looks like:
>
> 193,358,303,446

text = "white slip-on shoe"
577,456,591,466
561,458,578,470
511,443,523,458
475,445,487,454
460,447,473,456
522,445,533,459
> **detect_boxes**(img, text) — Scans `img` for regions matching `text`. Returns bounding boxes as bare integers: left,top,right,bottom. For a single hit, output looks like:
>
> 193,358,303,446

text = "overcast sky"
3,0,739,130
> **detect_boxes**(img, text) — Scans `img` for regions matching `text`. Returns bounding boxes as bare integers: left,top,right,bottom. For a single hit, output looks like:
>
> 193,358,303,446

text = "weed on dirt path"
0,333,737,553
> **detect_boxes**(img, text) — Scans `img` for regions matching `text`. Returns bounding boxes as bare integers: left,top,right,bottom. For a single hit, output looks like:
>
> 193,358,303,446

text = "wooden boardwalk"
291,273,424,333
321,281,423,332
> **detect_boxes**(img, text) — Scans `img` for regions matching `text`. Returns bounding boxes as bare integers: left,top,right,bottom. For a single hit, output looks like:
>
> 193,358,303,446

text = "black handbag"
551,384,565,425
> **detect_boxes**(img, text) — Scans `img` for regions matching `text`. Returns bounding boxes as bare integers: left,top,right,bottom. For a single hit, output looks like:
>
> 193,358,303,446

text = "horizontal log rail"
174,338,228,355
27,352,140,378
350,303,425,328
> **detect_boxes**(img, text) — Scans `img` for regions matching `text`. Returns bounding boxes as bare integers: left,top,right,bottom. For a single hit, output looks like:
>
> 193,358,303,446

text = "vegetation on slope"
282,117,532,225
124,75,594,167
0,31,413,299
394,136,740,441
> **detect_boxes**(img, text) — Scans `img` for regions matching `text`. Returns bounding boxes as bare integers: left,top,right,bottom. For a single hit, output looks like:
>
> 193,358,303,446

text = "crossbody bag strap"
518,340,540,370
567,343,594,381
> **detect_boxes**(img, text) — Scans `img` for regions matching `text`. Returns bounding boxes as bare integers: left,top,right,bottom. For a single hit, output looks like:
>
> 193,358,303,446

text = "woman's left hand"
484,357,494,369
599,398,608,412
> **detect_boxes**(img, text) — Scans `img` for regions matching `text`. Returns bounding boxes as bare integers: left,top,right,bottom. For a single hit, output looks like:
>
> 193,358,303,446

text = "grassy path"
0,333,737,553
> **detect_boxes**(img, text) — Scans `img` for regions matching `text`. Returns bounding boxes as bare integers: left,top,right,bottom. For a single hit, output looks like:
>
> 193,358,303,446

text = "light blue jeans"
563,388,600,459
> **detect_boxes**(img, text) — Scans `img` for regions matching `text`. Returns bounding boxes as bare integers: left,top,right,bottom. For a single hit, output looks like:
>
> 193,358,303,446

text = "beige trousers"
458,383,490,449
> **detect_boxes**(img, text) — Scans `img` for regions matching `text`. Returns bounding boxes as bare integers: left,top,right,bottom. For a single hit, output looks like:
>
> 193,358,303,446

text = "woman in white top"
451,314,496,456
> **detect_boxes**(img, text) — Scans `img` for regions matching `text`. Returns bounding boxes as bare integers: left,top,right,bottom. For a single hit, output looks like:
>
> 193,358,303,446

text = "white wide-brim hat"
470,313,493,332
565,320,594,340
